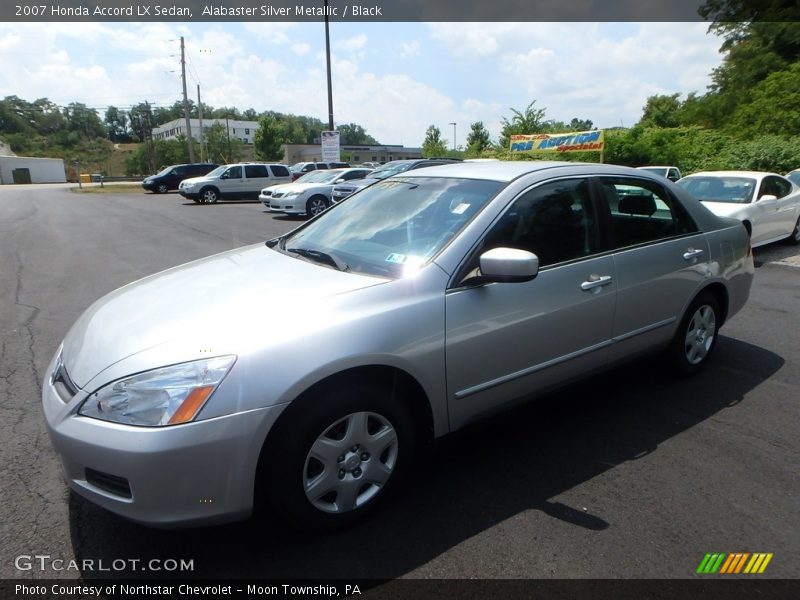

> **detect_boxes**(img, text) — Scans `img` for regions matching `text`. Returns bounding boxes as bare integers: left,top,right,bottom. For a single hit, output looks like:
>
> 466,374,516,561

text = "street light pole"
449,122,456,151
324,0,334,132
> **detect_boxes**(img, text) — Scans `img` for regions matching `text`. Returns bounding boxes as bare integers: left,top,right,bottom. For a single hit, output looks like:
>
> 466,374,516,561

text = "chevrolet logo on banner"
697,553,773,574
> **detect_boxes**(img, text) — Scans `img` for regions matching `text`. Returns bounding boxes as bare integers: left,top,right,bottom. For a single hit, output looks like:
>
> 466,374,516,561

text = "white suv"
179,163,292,203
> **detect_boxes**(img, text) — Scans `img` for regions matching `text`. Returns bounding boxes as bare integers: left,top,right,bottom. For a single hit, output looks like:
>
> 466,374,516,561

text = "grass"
70,183,144,194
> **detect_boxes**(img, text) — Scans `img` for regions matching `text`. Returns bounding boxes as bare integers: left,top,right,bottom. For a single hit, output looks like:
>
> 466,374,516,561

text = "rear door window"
245,165,269,179
598,178,697,248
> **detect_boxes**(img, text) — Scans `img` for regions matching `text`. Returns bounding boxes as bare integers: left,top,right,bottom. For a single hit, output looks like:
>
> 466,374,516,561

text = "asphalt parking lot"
1,185,799,585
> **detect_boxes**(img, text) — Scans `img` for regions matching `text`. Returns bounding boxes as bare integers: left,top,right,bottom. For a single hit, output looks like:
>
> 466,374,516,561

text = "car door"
595,176,710,363
758,175,798,239
244,164,271,195
219,165,243,196
445,177,617,431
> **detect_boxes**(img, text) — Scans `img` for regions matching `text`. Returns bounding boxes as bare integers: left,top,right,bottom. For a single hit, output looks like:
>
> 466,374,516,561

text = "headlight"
284,191,299,197
79,356,236,427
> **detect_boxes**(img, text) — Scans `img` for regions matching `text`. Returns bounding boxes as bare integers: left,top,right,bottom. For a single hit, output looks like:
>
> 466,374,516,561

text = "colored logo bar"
697,553,773,574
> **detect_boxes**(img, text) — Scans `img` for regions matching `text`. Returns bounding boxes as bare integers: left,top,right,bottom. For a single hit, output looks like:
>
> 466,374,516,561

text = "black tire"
306,195,329,217
200,187,219,204
668,291,721,376
786,216,800,246
259,380,414,531
156,183,168,194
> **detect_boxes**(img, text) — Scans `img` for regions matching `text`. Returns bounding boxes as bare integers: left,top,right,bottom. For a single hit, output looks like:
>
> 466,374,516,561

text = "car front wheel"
200,187,219,204
669,291,721,376
156,183,168,194
306,196,329,217
261,380,413,530
787,216,800,246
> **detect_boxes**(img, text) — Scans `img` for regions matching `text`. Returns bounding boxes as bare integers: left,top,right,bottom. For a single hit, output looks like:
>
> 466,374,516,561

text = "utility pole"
324,0,334,131
197,84,205,162
449,122,457,151
180,36,195,162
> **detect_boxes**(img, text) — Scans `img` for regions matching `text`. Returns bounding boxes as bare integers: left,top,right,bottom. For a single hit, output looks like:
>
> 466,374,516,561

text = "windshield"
203,166,226,178
369,162,415,180
155,166,174,177
677,176,756,204
639,167,667,177
788,171,800,186
279,177,502,278
295,170,341,184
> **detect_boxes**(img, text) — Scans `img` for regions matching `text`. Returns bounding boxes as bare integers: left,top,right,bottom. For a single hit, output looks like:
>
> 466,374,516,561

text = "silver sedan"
43,162,754,529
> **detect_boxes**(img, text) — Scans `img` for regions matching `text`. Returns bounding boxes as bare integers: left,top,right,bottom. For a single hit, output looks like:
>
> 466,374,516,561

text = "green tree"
422,125,448,157
204,122,244,163
104,106,129,142
465,121,492,157
729,62,800,135
63,102,105,139
254,113,285,160
640,94,682,128
337,123,379,145
498,101,548,148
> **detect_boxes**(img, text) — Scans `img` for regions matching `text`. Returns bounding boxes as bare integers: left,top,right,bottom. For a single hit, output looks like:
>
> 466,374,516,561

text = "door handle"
683,248,704,261
581,275,613,291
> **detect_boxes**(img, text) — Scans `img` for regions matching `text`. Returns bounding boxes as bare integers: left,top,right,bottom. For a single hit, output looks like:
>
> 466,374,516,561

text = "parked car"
786,169,800,186
677,171,800,247
261,168,373,217
331,158,462,203
178,163,292,203
289,161,341,181
141,163,218,194
636,166,682,182
43,161,753,529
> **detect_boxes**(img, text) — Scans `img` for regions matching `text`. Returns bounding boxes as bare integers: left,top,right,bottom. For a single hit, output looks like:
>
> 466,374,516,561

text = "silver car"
43,162,754,529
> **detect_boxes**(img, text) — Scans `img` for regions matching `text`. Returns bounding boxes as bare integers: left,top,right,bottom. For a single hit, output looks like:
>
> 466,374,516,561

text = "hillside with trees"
0,96,380,176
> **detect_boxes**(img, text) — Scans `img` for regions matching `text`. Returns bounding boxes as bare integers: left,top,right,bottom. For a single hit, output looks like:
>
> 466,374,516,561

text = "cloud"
399,41,420,58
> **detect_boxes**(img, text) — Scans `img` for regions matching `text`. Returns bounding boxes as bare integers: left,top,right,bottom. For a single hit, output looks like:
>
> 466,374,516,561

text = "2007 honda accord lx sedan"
43,161,754,529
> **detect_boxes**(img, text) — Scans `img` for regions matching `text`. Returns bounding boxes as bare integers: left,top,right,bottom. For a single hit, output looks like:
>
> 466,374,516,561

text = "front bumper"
269,196,305,214
42,363,287,527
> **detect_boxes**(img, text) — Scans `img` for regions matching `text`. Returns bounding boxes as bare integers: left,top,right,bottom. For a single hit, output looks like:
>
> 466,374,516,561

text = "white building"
0,155,66,184
152,118,259,144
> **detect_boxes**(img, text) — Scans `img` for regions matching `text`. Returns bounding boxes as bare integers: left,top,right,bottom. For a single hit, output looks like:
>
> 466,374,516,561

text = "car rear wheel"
669,291,721,376
200,187,219,204
306,195,329,217
156,183,168,194
787,216,800,245
260,380,413,530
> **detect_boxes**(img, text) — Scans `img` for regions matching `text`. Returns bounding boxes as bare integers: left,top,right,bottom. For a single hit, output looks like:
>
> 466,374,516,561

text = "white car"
637,166,682,182
262,168,373,217
677,171,800,247
179,163,292,203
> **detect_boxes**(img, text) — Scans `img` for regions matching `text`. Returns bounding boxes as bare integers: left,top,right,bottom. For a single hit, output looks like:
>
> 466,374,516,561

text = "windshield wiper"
288,248,350,272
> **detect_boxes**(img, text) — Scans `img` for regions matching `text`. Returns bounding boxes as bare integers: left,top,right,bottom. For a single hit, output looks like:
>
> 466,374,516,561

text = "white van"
179,163,293,203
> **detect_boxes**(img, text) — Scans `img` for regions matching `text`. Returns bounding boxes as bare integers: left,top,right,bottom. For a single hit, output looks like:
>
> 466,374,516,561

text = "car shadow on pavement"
69,336,783,581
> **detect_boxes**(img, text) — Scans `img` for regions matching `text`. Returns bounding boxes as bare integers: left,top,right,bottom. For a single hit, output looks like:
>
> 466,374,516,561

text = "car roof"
395,160,656,182
682,171,778,179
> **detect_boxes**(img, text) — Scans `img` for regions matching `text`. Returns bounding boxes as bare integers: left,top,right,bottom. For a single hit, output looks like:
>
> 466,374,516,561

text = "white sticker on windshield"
386,253,406,264
452,203,471,215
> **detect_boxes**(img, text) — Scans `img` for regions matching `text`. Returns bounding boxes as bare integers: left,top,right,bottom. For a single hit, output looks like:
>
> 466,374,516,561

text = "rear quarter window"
270,165,290,177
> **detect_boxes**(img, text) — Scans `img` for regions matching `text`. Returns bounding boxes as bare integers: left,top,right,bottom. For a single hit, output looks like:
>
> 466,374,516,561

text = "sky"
0,21,725,148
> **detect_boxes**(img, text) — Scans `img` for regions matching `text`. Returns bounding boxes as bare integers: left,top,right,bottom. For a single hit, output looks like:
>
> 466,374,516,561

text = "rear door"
244,164,271,195
595,176,709,362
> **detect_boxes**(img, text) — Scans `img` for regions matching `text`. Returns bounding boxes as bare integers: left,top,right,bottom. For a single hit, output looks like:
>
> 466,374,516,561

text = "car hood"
278,182,333,193
62,244,387,388
180,176,211,186
336,178,378,189
699,201,750,218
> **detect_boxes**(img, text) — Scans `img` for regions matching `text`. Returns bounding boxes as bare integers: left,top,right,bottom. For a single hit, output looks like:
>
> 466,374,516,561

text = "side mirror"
220,172,229,180
758,194,777,207
479,247,540,283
